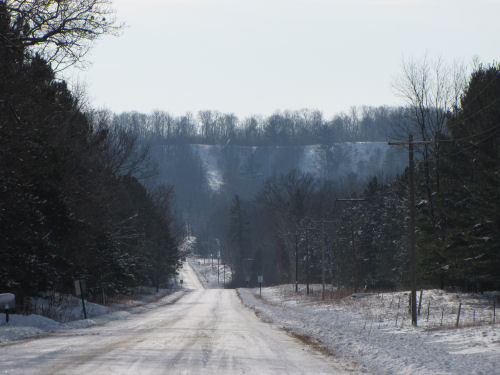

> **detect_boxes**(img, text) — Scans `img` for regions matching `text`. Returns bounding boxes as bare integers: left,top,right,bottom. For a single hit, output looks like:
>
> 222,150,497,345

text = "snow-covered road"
0,263,345,374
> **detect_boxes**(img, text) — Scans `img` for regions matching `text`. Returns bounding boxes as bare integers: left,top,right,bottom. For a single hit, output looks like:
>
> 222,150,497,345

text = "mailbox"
0,293,15,310
0,293,15,323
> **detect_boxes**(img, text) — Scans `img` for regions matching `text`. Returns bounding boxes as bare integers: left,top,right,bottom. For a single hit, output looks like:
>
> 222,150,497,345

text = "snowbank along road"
0,262,346,374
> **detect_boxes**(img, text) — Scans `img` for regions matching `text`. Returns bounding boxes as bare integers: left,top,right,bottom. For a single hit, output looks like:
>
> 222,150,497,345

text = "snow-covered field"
239,285,500,374
0,288,185,343
189,257,232,288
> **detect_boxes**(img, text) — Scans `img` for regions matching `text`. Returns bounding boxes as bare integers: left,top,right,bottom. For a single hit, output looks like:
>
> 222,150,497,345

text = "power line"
439,123,500,143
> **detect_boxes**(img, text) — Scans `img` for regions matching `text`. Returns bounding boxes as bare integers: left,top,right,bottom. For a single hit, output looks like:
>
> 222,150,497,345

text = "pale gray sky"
68,0,500,118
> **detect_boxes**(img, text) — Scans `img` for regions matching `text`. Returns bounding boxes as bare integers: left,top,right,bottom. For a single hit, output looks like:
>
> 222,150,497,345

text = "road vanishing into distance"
0,263,346,374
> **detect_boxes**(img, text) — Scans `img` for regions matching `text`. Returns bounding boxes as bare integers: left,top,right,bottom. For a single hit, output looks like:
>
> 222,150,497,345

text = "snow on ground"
296,142,403,180
195,144,225,192
192,143,406,193
0,283,189,344
188,257,232,288
0,290,185,343
179,235,198,256
0,277,348,374
239,284,500,375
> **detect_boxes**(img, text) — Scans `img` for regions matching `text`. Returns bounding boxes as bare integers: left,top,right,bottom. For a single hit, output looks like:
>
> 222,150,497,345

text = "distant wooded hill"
106,106,413,228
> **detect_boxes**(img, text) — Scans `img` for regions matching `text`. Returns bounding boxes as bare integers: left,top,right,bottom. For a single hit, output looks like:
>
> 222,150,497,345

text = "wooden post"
79,280,87,320
322,221,326,300
295,232,299,293
351,225,358,293
409,135,417,326
418,288,423,316
306,227,310,296
456,302,462,327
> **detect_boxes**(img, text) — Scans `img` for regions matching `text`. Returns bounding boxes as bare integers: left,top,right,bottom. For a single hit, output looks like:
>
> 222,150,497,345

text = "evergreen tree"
228,195,248,285
418,64,500,290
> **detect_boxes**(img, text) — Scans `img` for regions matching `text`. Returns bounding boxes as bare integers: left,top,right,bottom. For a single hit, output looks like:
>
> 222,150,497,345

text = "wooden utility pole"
388,134,432,327
351,225,358,293
295,231,299,293
306,227,310,296
336,198,366,294
321,221,327,300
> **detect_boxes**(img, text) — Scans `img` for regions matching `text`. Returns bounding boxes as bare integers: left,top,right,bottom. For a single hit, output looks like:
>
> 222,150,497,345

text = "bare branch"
4,0,121,70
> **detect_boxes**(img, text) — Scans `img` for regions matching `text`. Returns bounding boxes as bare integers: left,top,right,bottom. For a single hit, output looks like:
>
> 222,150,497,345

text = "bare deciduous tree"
87,110,158,179
4,0,120,70
393,56,468,218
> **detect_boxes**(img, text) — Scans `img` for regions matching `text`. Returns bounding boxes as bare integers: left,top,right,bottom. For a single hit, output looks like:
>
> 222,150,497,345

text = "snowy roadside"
238,285,500,375
0,289,187,344
188,257,232,288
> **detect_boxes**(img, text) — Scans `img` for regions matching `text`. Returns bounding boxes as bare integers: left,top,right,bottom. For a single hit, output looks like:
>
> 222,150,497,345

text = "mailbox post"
0,293,15,323
74,280,87,319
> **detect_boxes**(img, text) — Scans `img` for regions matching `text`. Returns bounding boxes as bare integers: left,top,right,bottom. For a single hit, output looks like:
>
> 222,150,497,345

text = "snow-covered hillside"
153,143,407,195
193,143,406,192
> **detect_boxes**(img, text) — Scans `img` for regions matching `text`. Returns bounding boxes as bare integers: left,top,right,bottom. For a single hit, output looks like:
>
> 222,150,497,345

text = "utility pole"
305,219,335,300
295,231,299,293
317,219,336,300
388,134,432,327
351,225,357,293
336,198,366,294
321,220,327,300
305,227,310,296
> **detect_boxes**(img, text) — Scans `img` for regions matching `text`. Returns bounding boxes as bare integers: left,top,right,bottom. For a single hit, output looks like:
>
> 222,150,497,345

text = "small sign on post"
258,275,263,296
